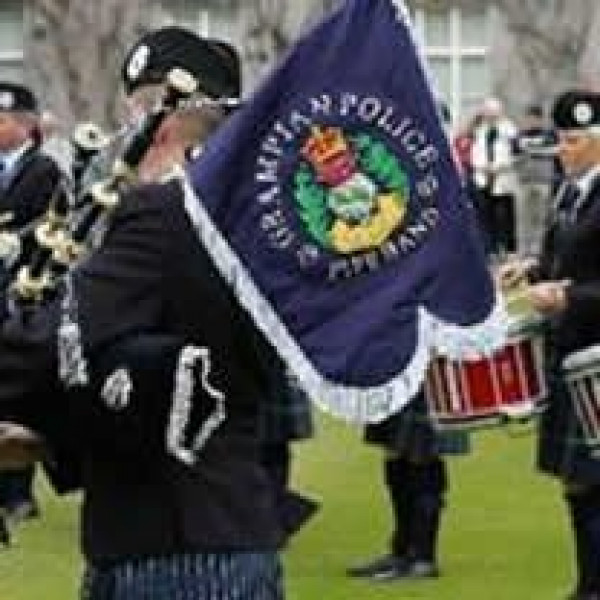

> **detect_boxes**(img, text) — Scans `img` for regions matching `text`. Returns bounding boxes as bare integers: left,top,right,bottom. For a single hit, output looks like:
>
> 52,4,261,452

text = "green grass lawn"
0,415,572,599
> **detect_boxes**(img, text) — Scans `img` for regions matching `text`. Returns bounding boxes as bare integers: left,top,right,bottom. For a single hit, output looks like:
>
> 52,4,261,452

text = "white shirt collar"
0,139,35,173
575,164,600,198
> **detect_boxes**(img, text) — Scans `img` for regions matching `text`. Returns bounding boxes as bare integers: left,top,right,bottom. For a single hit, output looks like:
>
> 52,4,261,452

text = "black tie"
485,125,498,162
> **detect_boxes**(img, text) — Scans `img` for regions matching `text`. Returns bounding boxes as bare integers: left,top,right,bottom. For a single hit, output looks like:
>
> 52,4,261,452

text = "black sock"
384,457,411,557
566,487,600,593
406,459,447,563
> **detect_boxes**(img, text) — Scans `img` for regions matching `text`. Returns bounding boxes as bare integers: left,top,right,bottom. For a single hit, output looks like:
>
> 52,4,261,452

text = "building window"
412,5,491,126
0,0,24,82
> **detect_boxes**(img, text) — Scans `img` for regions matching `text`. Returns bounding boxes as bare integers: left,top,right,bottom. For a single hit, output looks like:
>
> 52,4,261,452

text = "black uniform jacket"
536,174,600,356
535,172,600,482
0,147,61,229
0,147,62,294
0,179,281,562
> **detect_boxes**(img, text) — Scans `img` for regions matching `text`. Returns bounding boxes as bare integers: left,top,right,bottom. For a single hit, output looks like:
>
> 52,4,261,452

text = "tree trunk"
239,0,327,86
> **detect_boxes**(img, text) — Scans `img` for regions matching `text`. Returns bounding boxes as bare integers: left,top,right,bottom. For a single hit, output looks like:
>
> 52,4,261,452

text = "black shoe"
346,554,408,579
403,560,440,579
347,555,440,582
567,593,600,600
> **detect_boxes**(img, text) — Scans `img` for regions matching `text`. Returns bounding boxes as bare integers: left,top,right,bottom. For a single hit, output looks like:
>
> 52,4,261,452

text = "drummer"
500,89,600,600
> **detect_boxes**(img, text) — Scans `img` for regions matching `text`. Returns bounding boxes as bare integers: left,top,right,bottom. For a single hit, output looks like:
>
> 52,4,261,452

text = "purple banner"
183,0,505,422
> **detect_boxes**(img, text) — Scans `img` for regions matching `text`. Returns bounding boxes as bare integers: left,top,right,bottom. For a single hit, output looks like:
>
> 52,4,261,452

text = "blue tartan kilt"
80,552,284,600
364,391,470,461
537,368,600,485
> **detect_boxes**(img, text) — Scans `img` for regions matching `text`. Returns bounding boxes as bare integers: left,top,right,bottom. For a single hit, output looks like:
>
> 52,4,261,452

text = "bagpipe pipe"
3,67,197,307
70,121,115,192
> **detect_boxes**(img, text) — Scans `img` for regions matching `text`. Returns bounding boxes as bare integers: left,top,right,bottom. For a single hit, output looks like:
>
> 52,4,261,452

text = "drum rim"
427,397,546,420
430,328,544,363
563,344,600,371
430,399,545,430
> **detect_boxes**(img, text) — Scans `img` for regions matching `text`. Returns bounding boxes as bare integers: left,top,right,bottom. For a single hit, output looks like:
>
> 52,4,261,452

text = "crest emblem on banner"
295,126,408,254
255,94,443,281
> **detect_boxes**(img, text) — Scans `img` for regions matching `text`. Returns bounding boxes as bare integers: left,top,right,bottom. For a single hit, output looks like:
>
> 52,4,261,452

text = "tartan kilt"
365,391,470,461
537,366,600,485
81,552,284,600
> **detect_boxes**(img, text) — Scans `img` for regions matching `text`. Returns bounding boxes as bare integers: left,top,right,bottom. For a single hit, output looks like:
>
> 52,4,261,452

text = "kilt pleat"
80,552,284,600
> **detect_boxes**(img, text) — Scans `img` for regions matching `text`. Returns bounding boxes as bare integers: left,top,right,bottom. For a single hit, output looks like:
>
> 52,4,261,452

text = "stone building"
3,0,599,126
2,0,599,252
3,0,600,124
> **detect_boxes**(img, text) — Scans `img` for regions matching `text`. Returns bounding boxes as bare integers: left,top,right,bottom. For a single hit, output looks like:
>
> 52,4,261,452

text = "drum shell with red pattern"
424,315,547,429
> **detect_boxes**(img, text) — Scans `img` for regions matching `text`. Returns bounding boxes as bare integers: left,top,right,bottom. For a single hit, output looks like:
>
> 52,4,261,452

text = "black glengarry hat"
552,89,600,131
122,26,241,101
0,82,38,113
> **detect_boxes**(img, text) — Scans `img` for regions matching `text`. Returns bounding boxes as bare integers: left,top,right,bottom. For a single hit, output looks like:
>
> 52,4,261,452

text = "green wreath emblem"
293,132,409,251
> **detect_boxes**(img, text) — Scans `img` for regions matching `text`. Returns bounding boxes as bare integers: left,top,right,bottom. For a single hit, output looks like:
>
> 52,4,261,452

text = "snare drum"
563,345,600,446
424,315,547,429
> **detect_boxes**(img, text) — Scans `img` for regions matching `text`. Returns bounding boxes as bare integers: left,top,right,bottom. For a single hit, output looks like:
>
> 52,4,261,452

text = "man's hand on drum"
0,422,47,471
527,280,572,315
496,257,537,291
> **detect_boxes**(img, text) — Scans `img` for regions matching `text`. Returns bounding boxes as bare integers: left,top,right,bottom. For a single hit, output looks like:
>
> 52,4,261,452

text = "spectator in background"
454,111,484,178
470,97,520,257
514,104,561,256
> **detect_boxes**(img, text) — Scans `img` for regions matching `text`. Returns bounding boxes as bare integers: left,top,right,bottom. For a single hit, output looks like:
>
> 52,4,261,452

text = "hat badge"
127,44,151,83
0,91,14,110
574,101,593,126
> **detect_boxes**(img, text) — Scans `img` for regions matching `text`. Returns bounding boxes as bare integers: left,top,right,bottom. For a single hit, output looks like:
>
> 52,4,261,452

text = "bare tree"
492,0,600,108
24,0,153,129
239,0,327,86
240,0,291,82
